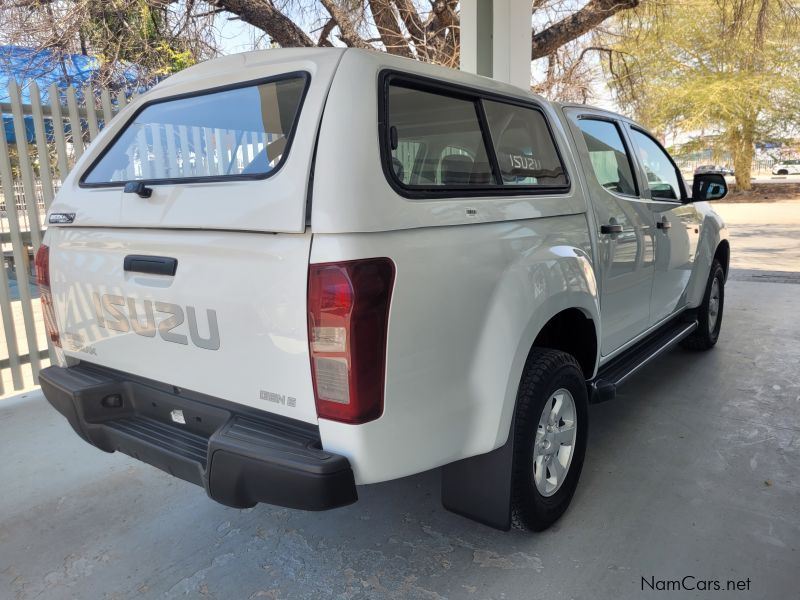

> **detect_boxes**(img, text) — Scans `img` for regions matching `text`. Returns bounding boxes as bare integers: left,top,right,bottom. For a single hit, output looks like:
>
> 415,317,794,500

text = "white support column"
460,0,494,78
492,0,532,90
460,0,532,91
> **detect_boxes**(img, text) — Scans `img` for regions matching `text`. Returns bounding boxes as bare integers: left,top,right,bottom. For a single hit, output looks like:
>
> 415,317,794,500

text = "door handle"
600,224,623,234
656,219,672,230
124,255,178,276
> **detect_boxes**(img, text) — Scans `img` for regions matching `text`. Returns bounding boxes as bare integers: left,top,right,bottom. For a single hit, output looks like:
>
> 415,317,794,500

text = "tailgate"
47,227,318,424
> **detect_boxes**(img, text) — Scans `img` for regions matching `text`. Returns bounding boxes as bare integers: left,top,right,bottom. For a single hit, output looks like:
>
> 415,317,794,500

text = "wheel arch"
492,291,600,452
529,307,598,379
714,239,730,281
442,304,598,531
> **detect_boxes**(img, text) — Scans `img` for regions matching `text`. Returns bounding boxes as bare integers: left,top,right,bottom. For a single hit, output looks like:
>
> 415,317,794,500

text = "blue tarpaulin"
1,45,144,144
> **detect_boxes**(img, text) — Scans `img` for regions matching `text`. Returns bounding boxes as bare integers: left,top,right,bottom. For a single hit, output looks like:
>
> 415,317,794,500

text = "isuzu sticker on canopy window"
507,154,542,172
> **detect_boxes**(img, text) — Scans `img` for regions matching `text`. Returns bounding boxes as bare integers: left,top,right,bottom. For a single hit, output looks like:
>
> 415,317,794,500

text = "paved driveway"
714,200,800,273
1,278,798,600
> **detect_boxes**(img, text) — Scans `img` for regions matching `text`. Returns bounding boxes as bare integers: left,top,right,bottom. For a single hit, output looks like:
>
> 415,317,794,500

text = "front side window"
387,85,493,187
576,118,638,196
629,129,682,200
83,75,308,185
482,101,567,186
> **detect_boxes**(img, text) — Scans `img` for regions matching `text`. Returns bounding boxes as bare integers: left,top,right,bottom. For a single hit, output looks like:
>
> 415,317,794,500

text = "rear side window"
387,85,493,187
382,74,569,196
483,101,567,186
82,74,308,186
576,119,638,196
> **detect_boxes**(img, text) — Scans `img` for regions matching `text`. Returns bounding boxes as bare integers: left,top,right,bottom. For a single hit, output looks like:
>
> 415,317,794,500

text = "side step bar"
590,318,699,403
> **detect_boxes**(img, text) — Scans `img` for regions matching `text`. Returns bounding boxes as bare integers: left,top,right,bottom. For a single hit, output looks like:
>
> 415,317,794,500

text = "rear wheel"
681,259,725,350
510,348,588,531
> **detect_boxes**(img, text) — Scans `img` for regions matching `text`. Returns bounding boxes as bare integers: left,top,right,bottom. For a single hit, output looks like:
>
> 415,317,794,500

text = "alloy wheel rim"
533,388,578,497
708,277,721,334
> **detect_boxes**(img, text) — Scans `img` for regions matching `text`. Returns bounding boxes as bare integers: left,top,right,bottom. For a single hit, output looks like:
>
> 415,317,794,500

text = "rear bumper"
39,363,357,511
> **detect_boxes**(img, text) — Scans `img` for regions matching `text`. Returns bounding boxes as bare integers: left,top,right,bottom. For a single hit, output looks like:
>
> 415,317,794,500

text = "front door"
626,127,702,324
565,110,656,356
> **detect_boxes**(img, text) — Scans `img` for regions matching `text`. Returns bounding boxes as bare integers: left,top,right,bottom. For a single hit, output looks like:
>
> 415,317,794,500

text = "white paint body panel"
313,218,597,483
44,49,727,486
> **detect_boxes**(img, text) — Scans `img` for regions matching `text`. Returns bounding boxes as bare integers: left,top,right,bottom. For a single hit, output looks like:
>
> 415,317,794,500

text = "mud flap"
440,419,515,531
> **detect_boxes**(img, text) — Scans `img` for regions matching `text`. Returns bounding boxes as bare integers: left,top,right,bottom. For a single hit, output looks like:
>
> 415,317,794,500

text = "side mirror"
691,173,728,202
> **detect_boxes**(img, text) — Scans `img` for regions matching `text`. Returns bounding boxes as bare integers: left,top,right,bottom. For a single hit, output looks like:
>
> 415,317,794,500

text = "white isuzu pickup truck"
37,48,730,531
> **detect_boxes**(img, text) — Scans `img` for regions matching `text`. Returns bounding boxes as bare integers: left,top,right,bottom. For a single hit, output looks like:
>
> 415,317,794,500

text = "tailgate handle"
124,255,178,276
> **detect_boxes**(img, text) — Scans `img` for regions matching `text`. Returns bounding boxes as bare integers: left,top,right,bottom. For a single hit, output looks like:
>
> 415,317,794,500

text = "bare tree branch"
0,0,642,99
210,0,314,47
368,0,413,57
425,0,459,65
532,0,640,60
394,0,424,45
316,17,337,47
318,0,372,48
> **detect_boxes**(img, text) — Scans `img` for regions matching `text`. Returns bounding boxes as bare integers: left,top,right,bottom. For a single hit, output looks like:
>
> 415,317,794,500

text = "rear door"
565,109,656,355
45,50,345,424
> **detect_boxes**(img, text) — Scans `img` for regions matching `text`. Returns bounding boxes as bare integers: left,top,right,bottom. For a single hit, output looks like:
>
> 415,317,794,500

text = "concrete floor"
714,200,800,272
1,279,799,600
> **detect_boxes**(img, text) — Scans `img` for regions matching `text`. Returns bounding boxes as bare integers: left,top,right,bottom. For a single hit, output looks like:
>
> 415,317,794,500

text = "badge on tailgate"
93,293,220,350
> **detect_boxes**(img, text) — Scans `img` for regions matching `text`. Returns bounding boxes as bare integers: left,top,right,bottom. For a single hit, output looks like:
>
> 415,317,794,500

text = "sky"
215,17,269,55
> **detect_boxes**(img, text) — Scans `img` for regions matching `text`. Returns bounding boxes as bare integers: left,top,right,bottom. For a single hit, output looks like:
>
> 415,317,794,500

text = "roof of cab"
556,101,631,122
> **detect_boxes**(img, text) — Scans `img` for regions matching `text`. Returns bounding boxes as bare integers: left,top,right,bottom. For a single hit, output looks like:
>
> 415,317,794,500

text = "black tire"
680,259,725,350
777,169,789,175
510,348,588,531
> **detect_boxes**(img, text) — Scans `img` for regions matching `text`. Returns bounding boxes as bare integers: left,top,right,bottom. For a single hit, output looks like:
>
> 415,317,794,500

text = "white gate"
0,80,142,395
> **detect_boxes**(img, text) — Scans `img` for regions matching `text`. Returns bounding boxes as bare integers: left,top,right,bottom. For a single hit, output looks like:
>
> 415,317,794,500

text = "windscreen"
83,75,307,185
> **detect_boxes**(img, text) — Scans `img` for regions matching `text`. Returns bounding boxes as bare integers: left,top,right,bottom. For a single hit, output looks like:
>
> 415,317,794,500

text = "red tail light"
307,258,395,424
35,244,60,347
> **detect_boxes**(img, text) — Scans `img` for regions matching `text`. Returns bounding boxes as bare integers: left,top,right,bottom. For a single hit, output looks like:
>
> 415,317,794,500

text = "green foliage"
77,0,204,87
153,42,197,75
606,0,800,189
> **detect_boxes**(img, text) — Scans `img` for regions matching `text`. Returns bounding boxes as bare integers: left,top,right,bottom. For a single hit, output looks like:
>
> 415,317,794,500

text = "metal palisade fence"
0,79,140,395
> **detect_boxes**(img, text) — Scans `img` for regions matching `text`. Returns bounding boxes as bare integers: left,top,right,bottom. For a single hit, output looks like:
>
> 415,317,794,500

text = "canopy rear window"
82,74,308,186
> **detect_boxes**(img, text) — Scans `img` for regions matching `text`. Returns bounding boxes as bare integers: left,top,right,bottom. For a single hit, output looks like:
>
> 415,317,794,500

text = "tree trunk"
730,117,755,192
368,0,413,58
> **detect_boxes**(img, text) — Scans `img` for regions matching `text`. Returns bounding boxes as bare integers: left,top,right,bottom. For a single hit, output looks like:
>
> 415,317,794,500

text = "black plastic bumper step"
39,362,358,511
107,416,209,466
